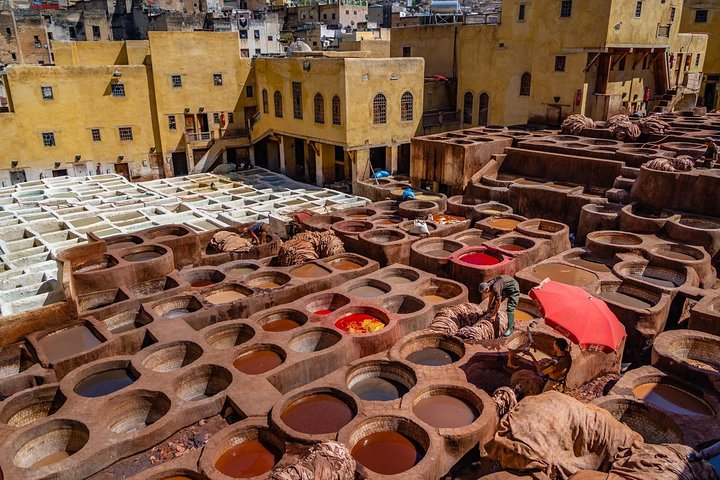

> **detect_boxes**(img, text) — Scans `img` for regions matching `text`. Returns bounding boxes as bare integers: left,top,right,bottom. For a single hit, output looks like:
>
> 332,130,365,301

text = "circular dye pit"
123,250,163,262
351,377,409,401
406,347,458,366
499,244,526,252
413,395,478,428
214,440,282,478
384,270,419,285
633,383,713,417
205,290,248,305
566,255,612,273
599,291,653,309
486,218,521,230
459,252,501,266
227,266,258,276
628,272,678,289
329,258,363,270
281,393,354,434
74,368,136,398
191,280,215,288
263,319,301,332
14,420,89,469
164,308,193,318
307,293,351,316
423,249,454,258
532,263,598,287
233,350,283,375
290,263,331,278
349,283,389,298
335,313,386,334
352,431,423,475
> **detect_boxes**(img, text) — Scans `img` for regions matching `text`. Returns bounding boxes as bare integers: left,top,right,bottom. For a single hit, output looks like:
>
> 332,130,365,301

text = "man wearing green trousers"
479,275,521,337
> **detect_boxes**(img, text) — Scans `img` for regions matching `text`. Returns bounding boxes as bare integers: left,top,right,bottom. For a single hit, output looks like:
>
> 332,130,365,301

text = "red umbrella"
529,280,626,352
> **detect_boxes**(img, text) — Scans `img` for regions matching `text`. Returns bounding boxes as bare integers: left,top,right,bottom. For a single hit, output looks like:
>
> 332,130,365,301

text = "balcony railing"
422,110,460,128
186,131,212,142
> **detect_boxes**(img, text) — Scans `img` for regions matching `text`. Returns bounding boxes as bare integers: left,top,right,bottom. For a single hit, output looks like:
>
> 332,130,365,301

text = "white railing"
186,131,212,142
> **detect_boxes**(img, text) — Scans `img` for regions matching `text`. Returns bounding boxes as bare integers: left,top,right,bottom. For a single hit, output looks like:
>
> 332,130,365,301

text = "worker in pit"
702,137,719,169
402,188,416,201
525,338,573,393
479,275,521,337
242,221,270,244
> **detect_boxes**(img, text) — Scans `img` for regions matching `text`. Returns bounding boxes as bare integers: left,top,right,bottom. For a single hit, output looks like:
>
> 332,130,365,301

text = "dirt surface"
87,415,230,480
566,373,621,403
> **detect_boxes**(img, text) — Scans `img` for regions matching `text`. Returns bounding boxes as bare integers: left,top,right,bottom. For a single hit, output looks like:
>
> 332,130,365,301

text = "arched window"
463,91,474,125
274,90,283,118
400,91,413,121
479,93,489,126
372,93,386,124
332,95,341,125
314,93,324,124
520,72,531,96
262,89,269,114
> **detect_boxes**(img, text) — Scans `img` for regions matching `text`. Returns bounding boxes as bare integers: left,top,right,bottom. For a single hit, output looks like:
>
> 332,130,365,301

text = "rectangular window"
119,127,133,141
402,46,411,57
670,7,675,22
696,53,701,67
246,85,254,97
255,48,261,55
345,9,349,14
213,73,223,86
213,112,220,123
292,81,303,119
11,52,16,60
518,4,526,20
47,32,52,40
323,13,327,19
332,13,336,19
657,24,670,37
91,128,101,141
268,35,273,41
34,35,41,48
42,132,55,147
554,55,566,72
241,49,250,58
92,25,100,38
253,29,260,39
5,27,10,36
695,9,708,23
228,112,234,123
69,26,76,39
239,30,248,39
41,86,53,100
171,74,182,88
168,115,176,130
111,83,125,97
634,1,642,18
560,0,572,17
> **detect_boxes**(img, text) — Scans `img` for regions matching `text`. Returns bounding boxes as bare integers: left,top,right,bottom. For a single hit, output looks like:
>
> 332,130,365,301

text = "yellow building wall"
0,64,156,181
606,0,679,47
681,0,720,75
53,40,150,67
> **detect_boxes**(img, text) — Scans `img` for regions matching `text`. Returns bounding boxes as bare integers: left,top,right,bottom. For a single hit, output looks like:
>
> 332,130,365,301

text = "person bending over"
243,221,270,244
479,275,520,337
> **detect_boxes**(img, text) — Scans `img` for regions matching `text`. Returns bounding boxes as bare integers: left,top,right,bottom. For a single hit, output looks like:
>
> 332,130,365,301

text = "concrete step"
613,176,635,190
620,166,640,179
606,188,632,204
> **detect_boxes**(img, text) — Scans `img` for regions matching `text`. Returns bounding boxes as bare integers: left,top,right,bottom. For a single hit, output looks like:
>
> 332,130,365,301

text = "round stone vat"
593,397,684,444
348,416,429,476
417,278,464,304
347,279,392,299
373,215,404,227
222,261,260,277
397,200,441,219
473,202,513,221
208,426,285,479
382,267,421,285
649,243,707,264
452,230,487,247
586,231,644,255
153,295,204,318
73,362,138,398
397,220,439,237
101,307,153,334
531,262,599,287
479,214,526,234
204,322,255,350
383,295,426,315
233,345,286,375
12,419,89,469
257,309,308,332
452,246,505,268
653,330,720,376
244,272,291,290
326,254,369,271
174,364,232,401
203,284,254,305
362,228,408,244
0,385,66,428
181,268,226,288
667,215,720,256
141,341,203,373
300,214,344,232
614,261,687,290
106,235,143,251
279,388,357,435
369,200,399,213
289,328,342,353
289,262,332,279
578,203,623,243
347,361,416,402
515,218,568,242
127,277,180,298
412,238,464,260
619,203,676,234
399,333,465,366
411,385,482,429
103,390,171,434
493,236,535,253
305,293,351,316
332,220,374,235
342,207,378,220
562,251,613,274
447,195,486,217
632,381,714,417
145,225,192,241
334,307,390,334
72,254,119,273
121,245,169,263
595,282,660,310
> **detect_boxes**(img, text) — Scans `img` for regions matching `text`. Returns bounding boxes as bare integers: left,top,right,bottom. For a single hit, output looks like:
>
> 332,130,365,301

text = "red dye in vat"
460,252,501,265
335,313,385,333
191,280,214,288
314,309,333,315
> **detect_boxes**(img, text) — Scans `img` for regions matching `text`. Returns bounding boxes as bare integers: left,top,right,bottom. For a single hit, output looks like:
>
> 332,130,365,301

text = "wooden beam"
584,52,601,72
633,51,651,69
611,51,629,68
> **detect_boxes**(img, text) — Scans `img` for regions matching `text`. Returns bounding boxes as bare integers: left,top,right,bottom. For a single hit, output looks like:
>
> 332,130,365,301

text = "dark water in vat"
352,431,422,475
351,377,409,401
600,291,653,309
74,368,136,397
406,347,457,366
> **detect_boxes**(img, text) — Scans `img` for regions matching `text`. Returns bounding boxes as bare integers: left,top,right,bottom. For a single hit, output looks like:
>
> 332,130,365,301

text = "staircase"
652,89,680,113
190,134,251,174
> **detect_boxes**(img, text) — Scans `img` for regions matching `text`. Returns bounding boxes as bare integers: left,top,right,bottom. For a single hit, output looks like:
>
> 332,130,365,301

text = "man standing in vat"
702,137,719,169
479,275,521,337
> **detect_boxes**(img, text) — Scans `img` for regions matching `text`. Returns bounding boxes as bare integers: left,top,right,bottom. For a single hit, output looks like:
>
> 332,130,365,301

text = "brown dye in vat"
413,395,477,428
205,290,247,304
423,294,447,303
291,264,330,278
39,325,102,362
30,451,71,468
262,319,301,332
191,280,215,288
349,213,368,219
415,193,440,201
164,308,192,318
214,439,281,478
229,267,256,275
424,249,453,258
532,263,598,287
330,259,362,270
487,218,520,230
108,241,139,250
657,250,697,261
351,377,409,401
281,394,354,434
600,291,653,309
350,285,387,298
515,310,535,323
233,350,283,375
566,256,612,273
633,383,713,416
499,244,526,252
386,275,414,285
629,273,677,289
352,431,422,475
254,282,281,289
123,251,163,262
406,347,457,366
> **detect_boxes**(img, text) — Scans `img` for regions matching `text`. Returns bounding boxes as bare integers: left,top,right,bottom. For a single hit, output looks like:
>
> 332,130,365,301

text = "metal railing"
186,131,212,142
